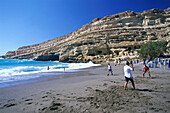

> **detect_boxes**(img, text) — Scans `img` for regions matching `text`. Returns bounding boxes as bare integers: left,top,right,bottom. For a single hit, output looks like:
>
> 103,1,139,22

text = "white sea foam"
0,61,100,83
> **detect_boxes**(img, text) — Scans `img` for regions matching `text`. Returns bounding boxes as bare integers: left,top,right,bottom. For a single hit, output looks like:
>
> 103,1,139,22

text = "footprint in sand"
56,93,62,96
46,92,52,94
41,107,47,111
25,99,33,101
26,102,33,105
49,103,62,110
86,87,93,91
3,103,16,108
42,95,48,99
37,106,48,112
103,83,108,86
24,99,34,105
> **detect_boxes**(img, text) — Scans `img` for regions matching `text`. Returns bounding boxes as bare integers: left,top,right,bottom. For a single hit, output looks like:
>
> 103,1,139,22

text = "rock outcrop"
3,8,170,63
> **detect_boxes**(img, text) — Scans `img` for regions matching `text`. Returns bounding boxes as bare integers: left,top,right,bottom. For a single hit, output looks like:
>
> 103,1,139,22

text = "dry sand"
0,63,169,113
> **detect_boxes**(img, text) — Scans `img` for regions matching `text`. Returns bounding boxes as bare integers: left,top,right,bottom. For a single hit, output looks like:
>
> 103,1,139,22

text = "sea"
0,59,100,88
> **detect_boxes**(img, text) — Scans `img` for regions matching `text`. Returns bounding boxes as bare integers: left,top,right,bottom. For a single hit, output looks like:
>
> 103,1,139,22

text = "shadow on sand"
113,74,119,76
135,89,158,92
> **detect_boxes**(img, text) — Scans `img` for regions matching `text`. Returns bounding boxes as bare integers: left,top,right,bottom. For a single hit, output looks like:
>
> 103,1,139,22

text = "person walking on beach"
143,59,146,65
143,64,151,79
130,60,133,66
107,63,113,76
147,58,150,64
118,58,121,65
115,60,118,66
47,66,49,70
124,61,135,90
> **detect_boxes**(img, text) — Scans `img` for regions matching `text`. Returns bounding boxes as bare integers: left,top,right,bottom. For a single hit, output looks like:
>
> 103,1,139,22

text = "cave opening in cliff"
88,54,95,56
115,51,119,56
128,47,132,51
97,51,102,55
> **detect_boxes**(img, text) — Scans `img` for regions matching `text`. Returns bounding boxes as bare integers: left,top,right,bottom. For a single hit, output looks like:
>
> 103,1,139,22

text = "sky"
0,0,169,56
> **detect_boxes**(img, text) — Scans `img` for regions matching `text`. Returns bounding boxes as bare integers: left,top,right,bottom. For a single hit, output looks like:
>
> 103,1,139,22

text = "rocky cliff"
3,8,170,63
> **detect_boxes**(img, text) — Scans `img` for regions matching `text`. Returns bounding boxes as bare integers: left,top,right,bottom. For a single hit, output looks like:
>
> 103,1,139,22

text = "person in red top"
143,64,151,79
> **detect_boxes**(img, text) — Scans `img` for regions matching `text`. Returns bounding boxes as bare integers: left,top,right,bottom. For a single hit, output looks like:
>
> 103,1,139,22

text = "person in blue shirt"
143,59,146,65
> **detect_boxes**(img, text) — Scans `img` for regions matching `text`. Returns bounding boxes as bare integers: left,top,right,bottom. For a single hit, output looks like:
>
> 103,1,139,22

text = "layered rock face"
4,8,170,63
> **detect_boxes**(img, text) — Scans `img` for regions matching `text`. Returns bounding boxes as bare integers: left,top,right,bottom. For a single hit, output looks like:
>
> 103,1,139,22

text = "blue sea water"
0,59,100,88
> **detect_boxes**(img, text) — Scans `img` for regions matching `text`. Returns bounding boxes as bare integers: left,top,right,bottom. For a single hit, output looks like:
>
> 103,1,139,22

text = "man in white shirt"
124,61,135,90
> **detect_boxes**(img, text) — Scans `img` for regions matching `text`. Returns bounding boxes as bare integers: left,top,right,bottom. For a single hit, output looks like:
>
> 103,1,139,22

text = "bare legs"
107,70,110,76
124,81,135,90
143,72,145,78
111,71,113,75
132,81,135,89
143,71,151,79
124,82,128,90
107,70,113,76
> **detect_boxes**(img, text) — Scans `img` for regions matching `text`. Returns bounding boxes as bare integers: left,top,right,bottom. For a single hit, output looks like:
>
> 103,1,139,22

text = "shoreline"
0,59,101,88
0,63,169,113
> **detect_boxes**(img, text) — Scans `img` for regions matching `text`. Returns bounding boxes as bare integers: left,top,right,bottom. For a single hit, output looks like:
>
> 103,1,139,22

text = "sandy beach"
0,63,169,113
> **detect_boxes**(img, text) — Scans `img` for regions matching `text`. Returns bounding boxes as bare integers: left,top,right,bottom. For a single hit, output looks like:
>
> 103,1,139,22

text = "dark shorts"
144,70,149,73
108,69,113,72
125,77,134,82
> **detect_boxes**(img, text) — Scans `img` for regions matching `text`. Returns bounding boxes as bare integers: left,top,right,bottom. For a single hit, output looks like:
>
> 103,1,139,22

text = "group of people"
107,60,151,90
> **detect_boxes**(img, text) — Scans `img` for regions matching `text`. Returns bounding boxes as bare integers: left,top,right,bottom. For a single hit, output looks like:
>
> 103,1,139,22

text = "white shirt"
124,65,133,78
108,65,111,70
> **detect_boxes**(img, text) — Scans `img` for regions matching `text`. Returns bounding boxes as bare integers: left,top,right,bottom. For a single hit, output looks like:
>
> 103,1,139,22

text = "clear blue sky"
0,0,169,56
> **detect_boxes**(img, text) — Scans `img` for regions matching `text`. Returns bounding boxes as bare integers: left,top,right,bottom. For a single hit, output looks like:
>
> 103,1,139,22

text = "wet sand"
0,63,169,113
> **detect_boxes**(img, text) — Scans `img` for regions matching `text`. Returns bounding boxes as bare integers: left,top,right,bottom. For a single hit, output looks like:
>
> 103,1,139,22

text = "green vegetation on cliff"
139,41,167,60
